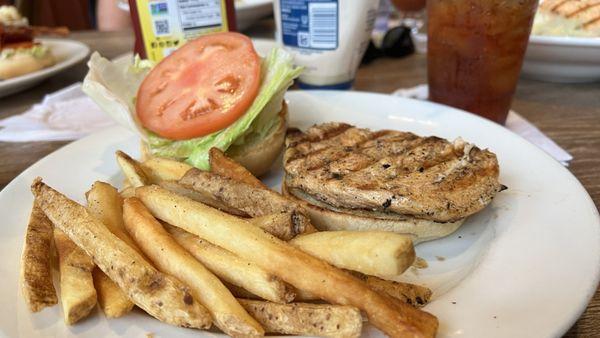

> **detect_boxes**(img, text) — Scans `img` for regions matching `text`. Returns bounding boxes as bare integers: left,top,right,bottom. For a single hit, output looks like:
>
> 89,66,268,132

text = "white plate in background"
0,91,598,337
0,39,90,98
522,35,600,83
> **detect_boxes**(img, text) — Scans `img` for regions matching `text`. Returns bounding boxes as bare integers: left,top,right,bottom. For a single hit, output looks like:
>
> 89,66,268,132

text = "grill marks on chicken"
284,123,502,223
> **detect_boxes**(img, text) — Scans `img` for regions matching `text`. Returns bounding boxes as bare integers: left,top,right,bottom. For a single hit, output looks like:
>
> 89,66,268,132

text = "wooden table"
2,29,599,337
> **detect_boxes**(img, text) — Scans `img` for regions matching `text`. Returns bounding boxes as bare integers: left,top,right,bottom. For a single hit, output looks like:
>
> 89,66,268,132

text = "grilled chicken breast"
283,123,502,223
540,0,600,30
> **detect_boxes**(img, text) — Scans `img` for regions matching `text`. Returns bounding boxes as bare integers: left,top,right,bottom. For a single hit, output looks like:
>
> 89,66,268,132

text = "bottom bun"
282,183,465,243
0,49,55,80
226,102,288,177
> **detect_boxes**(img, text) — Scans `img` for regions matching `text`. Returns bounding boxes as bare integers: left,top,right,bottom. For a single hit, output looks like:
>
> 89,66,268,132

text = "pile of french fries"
21,147,438,337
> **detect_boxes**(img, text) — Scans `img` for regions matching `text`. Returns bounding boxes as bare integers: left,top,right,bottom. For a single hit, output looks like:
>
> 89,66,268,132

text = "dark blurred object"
0,24,32,48
16,0,92,30
390,0,426,12
1,23,69,49
362,26,414,64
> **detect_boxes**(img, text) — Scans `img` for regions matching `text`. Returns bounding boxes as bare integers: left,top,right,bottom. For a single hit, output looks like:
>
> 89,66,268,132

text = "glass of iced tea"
427,0,538,124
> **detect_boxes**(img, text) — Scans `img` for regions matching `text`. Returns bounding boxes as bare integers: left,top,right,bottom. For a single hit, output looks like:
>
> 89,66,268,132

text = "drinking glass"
427,0,538,124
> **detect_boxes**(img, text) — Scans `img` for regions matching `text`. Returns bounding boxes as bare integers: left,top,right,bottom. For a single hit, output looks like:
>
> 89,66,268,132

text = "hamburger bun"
282,183,465,244
0,47,55,80
227,102,288,177
141,102,288,178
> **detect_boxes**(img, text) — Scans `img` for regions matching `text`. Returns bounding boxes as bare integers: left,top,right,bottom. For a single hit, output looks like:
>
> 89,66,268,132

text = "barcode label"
153,19,170,36
280,0,338,50
308,2,337,49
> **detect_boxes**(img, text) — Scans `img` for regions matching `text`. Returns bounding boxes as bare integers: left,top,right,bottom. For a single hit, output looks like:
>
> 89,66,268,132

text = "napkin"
0,82,115,142
392,84,573,166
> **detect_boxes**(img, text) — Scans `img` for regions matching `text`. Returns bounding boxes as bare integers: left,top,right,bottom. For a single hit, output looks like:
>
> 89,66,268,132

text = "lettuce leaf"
82,48,302,170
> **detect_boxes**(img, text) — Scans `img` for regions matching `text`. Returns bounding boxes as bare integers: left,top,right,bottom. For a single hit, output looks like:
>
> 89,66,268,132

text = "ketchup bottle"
128,0,236,62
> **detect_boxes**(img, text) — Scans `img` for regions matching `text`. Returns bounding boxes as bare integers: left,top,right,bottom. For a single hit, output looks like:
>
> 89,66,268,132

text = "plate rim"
529,34,600,47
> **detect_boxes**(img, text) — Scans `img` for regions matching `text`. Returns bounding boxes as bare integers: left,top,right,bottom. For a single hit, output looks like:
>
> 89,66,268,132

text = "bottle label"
135,0,229,61
279,0,338,50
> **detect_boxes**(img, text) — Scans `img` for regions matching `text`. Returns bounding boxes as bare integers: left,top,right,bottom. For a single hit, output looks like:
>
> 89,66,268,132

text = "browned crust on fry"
159,180,249,217
180,169,313,235
239,299,363,338
31,178,211,329
249,212,303,241
20,203,58,312
359,274,432,308
209,147,267,189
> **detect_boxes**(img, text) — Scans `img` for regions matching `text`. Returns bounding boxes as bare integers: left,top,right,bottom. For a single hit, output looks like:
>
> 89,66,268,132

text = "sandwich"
534,0,600,37
83,32,302,176
282,122,504,242
0,6,55,80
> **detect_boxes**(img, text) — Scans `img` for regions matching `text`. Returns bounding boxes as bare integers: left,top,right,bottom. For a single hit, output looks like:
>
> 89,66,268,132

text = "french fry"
53,228,97,325
116,151,149,188
85,181,135,317
161,181,306,239
208,148,267,189
135,185,439,338
120,187,136,199
92,268,134,317
166,224,295,303
180,169,313,234
290,231,415,277
249,212,304,241
20,203,58,312
141,156,193,183
360,275,432,308
123,198,264,336
239,299,362,338
294,273,432,308
160,181,248,217
86,181,142,253
31,179,212,329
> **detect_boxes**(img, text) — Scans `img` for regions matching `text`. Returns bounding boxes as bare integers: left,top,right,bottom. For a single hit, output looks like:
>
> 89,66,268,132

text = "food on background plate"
0,6,28,26
83,32,302,177
283,122,503,242
533,0,600,37
0,5,69,80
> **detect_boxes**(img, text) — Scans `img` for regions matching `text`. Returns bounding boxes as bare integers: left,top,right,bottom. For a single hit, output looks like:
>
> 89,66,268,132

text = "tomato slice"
136,32,261,140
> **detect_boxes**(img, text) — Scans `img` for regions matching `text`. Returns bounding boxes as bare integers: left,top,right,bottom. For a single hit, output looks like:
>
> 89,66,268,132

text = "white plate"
522,35,600,83
0,39,90,98
1,91,598,338
236,0,273,31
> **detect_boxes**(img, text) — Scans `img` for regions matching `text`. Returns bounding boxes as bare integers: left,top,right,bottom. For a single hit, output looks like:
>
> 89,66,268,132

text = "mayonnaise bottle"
274,0,380,89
